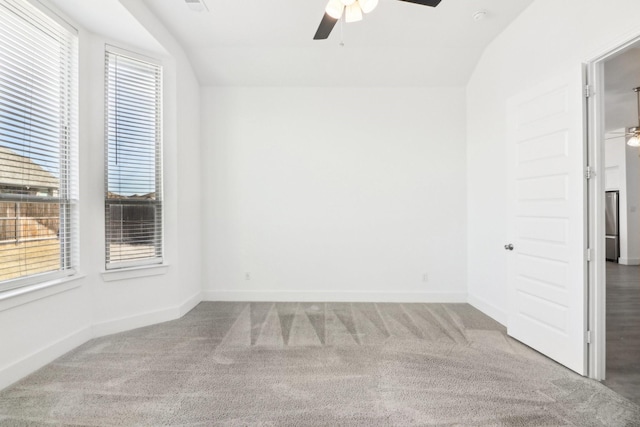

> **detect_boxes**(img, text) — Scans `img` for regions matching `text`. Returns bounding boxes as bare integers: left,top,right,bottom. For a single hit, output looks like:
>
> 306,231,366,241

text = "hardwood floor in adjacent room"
604,262,640,405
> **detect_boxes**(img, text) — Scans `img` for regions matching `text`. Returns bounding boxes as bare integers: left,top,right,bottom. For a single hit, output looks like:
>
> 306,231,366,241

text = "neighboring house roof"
0,146,59,190
107,191,156,200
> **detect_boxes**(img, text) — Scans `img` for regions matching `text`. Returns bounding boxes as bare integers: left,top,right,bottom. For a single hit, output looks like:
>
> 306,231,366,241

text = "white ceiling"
43,0,535,87
44,0,166,55
45,0,640,125
141,0,535,87
605,46,640,133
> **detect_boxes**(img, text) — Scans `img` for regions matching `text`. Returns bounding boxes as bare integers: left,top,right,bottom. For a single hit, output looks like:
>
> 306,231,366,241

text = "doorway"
588,37,640,404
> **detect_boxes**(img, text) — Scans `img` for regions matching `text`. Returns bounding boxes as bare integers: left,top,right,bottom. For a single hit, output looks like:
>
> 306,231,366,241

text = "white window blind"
0,0,78,289
105,49,162,269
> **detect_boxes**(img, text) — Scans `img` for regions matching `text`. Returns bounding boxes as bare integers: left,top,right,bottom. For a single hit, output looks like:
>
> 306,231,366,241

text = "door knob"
504,243,514,251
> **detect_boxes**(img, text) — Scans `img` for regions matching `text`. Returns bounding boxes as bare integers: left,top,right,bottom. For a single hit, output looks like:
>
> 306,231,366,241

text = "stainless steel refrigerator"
605,191,619,262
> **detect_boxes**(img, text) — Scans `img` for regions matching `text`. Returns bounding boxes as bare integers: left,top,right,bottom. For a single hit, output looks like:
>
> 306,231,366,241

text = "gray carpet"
0,302,639,426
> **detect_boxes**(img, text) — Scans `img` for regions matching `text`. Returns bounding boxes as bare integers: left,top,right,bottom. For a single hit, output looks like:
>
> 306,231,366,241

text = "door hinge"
585,85,592,98
586,248,592,262
585,166,594,180
586,330,592,344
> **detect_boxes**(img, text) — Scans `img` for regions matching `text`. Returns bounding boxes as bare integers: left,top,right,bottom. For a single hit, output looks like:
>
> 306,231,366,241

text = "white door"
506,67,587,375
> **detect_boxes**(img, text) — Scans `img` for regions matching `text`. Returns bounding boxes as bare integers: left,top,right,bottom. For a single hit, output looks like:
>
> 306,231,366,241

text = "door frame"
586,32,640,381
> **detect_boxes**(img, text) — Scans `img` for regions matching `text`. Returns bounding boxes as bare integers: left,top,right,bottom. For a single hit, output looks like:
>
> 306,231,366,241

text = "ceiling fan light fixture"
314,0,442,41
326,0,345,19
345,3,363,22
359,0,379,14
629,88,640,148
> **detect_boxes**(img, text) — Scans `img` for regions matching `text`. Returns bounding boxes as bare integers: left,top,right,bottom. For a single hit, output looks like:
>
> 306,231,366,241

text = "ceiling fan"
607,87,640,147
313,0,442,40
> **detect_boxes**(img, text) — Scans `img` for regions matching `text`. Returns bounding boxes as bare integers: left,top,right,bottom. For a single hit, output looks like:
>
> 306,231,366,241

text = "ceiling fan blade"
314,13,338,40
398,0,442,6
605,135,633,140
605,131,635,140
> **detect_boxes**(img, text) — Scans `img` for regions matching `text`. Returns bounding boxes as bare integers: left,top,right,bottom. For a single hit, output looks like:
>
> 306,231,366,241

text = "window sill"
101,264,169,282
0,274,85,313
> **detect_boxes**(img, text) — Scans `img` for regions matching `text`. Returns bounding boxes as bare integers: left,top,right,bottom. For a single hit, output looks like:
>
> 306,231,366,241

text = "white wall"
624,144,640,264
605,133,627,192
0,0,202,390
202,87,467,302
119,0,204,317
604,132,633,264
467,0,640,323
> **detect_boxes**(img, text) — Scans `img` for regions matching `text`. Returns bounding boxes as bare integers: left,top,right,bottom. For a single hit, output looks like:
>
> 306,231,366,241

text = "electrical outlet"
422,273,429,283
245,272,250,281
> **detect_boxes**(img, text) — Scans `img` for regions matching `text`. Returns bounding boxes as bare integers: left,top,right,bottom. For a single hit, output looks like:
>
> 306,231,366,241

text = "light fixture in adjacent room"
628,87,640,147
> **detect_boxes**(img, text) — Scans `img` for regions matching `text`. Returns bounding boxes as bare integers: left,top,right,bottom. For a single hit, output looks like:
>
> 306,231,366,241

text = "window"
105,49,163,269
0,0,78,289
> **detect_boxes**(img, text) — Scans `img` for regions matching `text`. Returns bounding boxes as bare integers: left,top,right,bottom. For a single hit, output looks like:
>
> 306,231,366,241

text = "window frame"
103,45,164,271
0,0,79,292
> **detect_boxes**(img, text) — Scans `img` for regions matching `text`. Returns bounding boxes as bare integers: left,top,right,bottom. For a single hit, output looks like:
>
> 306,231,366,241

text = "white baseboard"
92,306,179,337
467,293,507,326
619,258,640,266
92,292,203,337
203,290,467,303
0,326,92,391
179,291,203,317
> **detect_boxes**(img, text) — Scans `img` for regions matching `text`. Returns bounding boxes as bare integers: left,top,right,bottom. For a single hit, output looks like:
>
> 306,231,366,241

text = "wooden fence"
106,203,157,245
0,201,59,243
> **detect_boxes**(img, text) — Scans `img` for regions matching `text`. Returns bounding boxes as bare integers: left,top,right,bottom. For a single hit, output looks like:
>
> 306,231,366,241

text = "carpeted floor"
1,302,639,426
